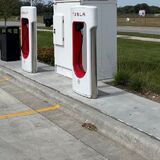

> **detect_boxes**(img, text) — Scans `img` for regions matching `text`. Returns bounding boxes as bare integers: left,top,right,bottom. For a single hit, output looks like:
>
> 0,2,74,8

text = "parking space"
0,72,108,160
0,70,147,160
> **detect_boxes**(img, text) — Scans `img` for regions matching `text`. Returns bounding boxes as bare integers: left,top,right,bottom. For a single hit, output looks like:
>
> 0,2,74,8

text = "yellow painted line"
3,76,11,81
0,105,60,119
0,76,11,82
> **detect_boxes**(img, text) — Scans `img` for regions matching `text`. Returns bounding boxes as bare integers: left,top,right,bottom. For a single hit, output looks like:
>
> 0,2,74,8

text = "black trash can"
0,26,20,61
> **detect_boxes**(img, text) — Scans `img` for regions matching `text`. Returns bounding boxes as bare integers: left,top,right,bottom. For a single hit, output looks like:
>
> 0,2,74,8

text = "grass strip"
116,38,160,94
37,31,54,65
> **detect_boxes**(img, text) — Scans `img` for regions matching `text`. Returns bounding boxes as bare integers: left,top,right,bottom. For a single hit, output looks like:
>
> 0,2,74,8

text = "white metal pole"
30,0,33,6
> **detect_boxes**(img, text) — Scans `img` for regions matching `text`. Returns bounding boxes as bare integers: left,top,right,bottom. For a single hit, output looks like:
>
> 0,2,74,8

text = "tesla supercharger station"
71,6,97,98
21,6,37,73
53,0,117,81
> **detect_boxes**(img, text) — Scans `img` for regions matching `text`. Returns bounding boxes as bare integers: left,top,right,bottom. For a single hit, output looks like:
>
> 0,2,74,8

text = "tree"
0,0,20,26
150,6,160,14
23,0,44,6
43,1,53,15
21,0,45,15
117,3,160,16
33,0,44,5
134,3,150,14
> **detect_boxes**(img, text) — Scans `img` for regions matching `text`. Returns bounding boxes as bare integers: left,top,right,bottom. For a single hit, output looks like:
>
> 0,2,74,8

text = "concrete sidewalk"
0,60,160,160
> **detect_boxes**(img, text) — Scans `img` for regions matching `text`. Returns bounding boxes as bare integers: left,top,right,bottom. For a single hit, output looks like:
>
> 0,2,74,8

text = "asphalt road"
0,21,44,27
117,26,160,35
1,21,160,35
0,70,146,160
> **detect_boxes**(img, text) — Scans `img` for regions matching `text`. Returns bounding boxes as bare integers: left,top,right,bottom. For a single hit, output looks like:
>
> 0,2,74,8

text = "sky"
117,0,160,7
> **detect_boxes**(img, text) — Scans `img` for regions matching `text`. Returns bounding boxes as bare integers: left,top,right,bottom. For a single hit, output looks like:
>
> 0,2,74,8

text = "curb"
0,64,160,160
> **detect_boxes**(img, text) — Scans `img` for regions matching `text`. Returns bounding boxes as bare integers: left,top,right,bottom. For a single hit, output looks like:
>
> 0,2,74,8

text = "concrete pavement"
0,71,147,160
0,61,160,160
0,83,107,160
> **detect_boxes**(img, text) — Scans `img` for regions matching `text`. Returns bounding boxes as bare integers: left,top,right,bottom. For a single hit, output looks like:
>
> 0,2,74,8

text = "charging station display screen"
21,18,29,59
73,22,86,78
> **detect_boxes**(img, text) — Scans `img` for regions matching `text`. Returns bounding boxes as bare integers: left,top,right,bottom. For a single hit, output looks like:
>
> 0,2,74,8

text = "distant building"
139,10,146,17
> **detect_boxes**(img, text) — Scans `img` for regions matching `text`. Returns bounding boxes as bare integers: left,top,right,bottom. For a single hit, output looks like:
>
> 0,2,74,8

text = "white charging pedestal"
21,6,37,73
72,6,97,98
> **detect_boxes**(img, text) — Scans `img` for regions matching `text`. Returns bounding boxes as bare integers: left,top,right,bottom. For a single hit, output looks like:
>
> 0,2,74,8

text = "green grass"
117,38,160,93
118,32,160,39
37,31,54,65
37,31,53,48
37,31,160,94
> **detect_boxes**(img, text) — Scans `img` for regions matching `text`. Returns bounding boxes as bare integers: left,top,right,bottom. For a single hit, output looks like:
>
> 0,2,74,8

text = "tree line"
118,3,160,15
21,0,53,15
0,0,52,25
0,1,160,25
